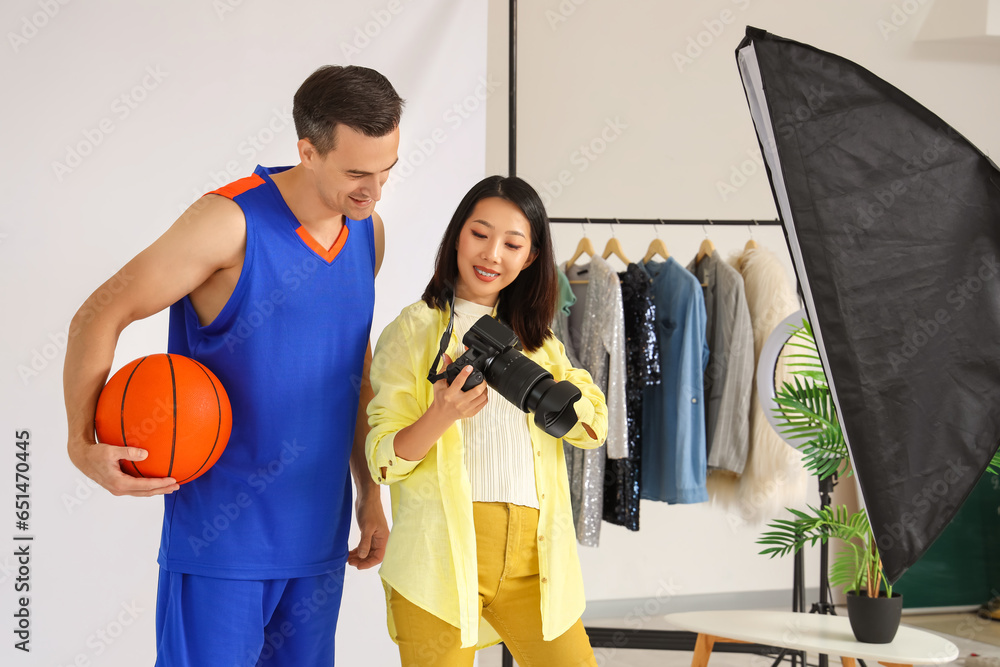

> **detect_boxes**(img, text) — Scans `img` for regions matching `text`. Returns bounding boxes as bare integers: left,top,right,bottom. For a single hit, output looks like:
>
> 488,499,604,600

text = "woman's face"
453,197,537,307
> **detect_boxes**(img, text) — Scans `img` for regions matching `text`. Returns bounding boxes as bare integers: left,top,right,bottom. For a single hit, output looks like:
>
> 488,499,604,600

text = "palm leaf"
988,448,1000,475
797,431,851,480
772,368,847,479
829,543,864,592
758,505,884,594
784,320,828,381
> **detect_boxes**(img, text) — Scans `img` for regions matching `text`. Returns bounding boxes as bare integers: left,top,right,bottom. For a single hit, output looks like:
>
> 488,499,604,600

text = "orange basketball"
95,353,232,484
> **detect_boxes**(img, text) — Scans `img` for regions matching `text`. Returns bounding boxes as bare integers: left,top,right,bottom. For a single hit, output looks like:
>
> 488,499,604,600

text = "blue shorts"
154,567,346,667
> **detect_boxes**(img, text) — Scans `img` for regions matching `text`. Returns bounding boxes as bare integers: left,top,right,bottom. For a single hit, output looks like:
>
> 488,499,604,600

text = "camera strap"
427,291,457,384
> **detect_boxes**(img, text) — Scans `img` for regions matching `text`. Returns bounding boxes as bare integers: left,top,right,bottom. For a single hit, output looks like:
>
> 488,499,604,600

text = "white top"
665,610,958,663
453,298,539,509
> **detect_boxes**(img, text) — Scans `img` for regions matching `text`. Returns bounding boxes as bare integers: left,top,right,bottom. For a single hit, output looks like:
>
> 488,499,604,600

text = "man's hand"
348,492,388,570
68,439,179,497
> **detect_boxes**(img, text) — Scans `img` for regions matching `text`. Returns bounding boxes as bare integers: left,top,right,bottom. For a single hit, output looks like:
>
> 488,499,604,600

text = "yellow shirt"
366,300,609,649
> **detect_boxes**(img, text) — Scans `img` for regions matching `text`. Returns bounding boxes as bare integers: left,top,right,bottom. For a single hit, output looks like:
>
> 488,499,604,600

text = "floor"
476,610,1000,666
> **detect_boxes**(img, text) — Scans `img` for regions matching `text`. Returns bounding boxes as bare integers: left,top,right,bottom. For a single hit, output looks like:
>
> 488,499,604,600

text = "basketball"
95,353,232,484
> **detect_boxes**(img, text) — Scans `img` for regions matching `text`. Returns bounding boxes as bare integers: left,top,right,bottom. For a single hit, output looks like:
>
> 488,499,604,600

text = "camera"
443,315,583,438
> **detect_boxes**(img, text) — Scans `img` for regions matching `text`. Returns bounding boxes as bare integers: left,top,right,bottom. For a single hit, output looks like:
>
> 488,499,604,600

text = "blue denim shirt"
640,258,710,504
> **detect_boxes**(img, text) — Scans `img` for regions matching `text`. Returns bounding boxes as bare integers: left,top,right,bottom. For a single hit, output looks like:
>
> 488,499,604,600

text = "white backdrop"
0,1,486,664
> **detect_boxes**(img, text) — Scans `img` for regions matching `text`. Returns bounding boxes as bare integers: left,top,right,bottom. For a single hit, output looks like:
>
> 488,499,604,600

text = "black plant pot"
846,590,903,643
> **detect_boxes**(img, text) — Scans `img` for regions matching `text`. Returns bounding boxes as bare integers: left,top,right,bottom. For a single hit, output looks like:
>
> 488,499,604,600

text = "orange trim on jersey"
205,173,266,200
296,222,350,263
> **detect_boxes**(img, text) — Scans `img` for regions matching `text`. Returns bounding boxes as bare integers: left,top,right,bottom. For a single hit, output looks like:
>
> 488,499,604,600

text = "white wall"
0,1,485,665
485,0,1000,609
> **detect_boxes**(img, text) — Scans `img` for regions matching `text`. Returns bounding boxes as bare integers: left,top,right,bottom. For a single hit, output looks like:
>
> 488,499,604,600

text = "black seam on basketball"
167,355,177,478
121,356,148,478
180,360,223,483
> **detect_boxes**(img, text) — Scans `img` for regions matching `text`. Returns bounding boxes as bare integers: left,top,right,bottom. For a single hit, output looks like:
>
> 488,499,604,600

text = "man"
63,65,403,665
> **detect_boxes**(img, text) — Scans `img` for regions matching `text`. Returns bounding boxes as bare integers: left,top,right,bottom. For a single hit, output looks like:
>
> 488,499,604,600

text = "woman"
366,175,607,666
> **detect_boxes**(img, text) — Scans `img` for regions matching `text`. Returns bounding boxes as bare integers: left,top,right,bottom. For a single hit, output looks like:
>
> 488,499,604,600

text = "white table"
664,610,959,667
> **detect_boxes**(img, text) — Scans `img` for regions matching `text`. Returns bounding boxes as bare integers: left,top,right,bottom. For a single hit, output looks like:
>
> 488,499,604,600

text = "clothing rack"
549,217,781,227
500,1,795,664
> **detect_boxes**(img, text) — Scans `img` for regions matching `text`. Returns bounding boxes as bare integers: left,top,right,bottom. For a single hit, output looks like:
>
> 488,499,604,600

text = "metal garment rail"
549,217,781,226
500,0,791,663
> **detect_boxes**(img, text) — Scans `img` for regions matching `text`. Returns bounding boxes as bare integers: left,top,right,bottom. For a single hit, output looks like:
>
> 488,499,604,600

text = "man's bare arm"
64,195,245,497
350,210,385,503
347,210,388,569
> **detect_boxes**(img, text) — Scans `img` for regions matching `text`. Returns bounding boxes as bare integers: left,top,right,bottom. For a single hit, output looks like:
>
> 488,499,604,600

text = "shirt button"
541,578,548,584
538,535,545,542
541,493,546,500
388,459,394,466
691,398,697,404
536,450,542,457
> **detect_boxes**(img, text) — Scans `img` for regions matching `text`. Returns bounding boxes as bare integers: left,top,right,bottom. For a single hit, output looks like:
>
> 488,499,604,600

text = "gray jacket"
688,250,753,474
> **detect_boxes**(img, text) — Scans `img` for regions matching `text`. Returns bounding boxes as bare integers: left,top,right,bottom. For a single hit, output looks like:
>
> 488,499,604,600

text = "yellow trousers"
389,502,597,667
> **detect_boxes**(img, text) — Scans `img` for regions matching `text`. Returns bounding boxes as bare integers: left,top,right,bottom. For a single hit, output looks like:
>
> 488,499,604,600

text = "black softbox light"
736,27,1000,583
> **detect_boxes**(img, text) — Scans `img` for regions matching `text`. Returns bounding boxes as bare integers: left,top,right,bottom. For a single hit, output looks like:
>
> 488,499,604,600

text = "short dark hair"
293,65,404,155
422,176,558,352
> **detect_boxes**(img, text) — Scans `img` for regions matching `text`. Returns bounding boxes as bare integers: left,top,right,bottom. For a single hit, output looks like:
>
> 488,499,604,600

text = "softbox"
736,26,1000,583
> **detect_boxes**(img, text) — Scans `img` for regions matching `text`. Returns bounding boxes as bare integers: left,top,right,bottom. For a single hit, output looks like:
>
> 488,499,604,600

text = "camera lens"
528,380,581,437
485,350,550,411
485,351,583,438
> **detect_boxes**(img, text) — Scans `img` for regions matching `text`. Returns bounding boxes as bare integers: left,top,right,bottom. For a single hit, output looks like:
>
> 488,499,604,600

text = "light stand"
757,309,844,667
777,473,838,667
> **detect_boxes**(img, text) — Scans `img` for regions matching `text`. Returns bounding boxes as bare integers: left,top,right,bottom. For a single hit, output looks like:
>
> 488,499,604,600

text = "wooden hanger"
643,220,670,262
601,220,631,266
602,236,630,264
744,220,758,251
566,236,595,269
696,221,716,264
696,237,716,264
643,238,670,262
695,222,715,285
566,220,595,284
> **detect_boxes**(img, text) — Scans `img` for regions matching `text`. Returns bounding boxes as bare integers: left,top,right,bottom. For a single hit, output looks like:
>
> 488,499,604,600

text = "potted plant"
758,504,901,642
756,320,902,643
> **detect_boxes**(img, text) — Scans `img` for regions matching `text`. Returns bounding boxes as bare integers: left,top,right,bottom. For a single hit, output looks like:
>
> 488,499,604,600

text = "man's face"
304,124,400,218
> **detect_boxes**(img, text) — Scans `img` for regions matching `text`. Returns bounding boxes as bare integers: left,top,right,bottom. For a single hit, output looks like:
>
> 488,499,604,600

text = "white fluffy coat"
706,245,808,526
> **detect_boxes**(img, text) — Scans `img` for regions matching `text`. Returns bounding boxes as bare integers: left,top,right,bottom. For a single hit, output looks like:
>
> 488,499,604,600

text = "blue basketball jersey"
162,164,375,579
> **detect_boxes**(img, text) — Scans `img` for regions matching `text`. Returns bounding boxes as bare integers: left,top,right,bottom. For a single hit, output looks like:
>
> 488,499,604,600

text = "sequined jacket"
554,257,628,547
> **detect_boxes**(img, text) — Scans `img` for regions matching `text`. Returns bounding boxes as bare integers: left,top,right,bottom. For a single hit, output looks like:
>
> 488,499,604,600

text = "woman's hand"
428,354,488,424
389,354,489,465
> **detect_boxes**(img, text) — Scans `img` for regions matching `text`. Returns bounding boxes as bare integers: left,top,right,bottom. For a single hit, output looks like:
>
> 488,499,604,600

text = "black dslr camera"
441,315,583,438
